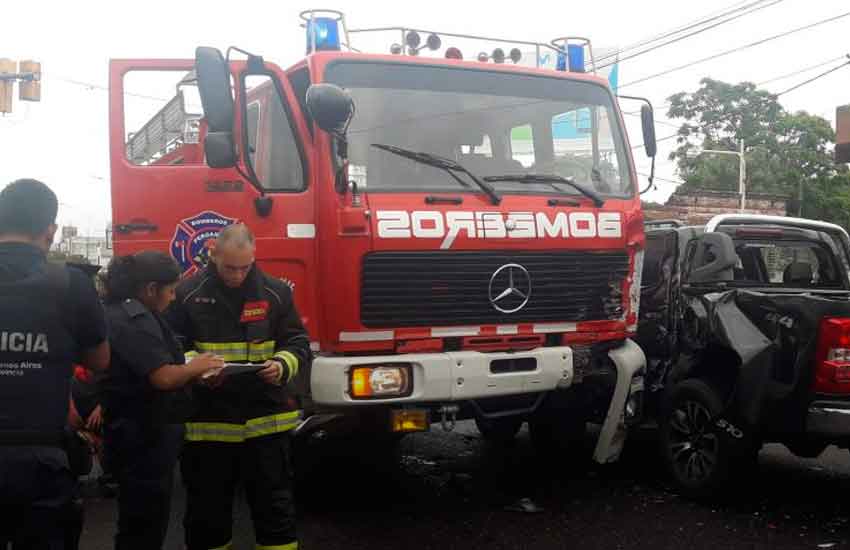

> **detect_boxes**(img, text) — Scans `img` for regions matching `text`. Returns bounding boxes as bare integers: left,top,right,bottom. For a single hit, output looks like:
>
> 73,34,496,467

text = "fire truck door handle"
114,221,158,234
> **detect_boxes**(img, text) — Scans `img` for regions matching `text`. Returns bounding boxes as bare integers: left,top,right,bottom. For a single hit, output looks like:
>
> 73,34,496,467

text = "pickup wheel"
474,416,523,444
659,379,733,498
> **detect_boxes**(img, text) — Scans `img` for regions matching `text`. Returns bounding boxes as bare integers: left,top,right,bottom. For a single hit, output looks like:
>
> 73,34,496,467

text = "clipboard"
201,362,266,379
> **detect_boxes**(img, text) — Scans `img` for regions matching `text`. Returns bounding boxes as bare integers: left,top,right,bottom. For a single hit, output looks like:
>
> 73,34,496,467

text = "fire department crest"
170,211,237,275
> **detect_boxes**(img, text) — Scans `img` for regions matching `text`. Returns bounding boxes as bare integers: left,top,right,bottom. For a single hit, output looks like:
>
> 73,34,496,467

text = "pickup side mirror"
195,47,237,168
688,232,737,284
306,83,354,136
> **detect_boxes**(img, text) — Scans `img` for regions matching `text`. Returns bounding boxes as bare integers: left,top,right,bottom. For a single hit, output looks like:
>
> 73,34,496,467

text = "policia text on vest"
0,178,110,550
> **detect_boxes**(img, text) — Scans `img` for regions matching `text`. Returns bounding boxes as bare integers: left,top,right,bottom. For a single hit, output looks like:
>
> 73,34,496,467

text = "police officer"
0,178,110,549
168,223,311,550
100,251,225,550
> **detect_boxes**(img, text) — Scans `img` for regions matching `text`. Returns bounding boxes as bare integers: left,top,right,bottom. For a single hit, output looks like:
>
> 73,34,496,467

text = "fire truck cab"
109,10,655,463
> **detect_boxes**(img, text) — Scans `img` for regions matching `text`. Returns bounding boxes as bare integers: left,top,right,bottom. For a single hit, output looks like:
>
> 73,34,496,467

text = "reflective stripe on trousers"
185,411,302,443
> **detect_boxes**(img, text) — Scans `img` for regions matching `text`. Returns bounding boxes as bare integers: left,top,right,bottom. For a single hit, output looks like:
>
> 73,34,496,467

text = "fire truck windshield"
325,61,634,198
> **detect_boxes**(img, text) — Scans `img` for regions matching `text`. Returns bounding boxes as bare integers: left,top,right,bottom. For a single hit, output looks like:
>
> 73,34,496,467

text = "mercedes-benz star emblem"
488,263,532,313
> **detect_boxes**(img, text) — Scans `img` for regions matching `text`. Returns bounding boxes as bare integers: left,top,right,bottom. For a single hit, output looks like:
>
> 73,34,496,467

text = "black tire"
475,416,523,444
659,379,738,498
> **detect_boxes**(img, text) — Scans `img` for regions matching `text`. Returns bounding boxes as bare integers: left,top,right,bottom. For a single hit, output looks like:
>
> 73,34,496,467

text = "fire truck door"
109,56,316,336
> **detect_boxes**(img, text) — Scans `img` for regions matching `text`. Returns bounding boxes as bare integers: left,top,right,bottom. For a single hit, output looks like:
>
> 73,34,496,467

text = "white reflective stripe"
533,323,577,333
339,331,394,342
431,326,480,337
496,325,519,335
286,224,316,239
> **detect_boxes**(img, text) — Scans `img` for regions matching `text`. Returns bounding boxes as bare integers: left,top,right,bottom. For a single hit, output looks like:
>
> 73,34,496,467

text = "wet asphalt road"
79,421,850,550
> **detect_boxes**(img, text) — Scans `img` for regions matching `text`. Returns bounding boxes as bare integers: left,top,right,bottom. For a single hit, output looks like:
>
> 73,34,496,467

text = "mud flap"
593,339,646,463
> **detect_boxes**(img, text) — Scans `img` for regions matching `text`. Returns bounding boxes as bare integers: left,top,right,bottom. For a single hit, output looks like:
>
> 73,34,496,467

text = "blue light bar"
306,17,341,53
568,44,585,73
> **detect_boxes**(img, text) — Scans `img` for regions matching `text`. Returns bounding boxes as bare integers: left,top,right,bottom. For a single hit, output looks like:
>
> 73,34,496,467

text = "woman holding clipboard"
100,251,223,550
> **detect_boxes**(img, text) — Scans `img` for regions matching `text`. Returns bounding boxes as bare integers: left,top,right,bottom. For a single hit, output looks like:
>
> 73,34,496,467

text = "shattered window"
735,241,842,288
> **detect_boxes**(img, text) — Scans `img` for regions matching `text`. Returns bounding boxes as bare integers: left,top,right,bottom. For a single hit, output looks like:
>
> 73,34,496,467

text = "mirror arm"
640,155,656,195
333,134,350,194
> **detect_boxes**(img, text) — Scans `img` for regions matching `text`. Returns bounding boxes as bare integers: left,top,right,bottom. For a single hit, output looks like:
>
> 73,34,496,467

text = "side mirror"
641,104,657,159
688,233,737,284
306,83,354,136
195,47,236,168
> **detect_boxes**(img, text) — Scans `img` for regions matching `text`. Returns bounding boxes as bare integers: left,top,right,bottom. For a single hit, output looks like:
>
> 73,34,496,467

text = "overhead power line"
757,54,849,86
776,56,850,96
632,132,681,151
638,173,685,186
594,0,775,66
619,10,850,89
597,0,785,69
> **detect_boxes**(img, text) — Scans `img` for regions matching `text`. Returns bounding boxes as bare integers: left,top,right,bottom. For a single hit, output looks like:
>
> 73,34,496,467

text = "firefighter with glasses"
167,223,311,550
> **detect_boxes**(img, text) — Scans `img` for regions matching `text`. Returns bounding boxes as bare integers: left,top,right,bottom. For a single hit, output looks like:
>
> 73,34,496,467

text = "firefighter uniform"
167,263,311,550
101,298,190,550
0,243,107,548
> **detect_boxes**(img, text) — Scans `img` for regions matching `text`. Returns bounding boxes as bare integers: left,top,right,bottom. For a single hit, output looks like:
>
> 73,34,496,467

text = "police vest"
0,263,75,441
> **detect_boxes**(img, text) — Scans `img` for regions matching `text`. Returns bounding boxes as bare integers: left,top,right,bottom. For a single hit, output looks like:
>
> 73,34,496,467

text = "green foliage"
666,78,849,227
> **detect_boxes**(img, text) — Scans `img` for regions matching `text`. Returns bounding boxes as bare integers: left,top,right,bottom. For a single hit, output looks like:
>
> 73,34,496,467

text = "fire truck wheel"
659,379,735,499
474,416,523,444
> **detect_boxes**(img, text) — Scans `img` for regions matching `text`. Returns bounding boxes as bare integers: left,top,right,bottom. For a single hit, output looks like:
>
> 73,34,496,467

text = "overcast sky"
1,0,848,235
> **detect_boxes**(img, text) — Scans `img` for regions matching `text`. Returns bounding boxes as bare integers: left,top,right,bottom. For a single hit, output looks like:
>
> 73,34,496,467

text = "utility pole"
738,138,746,213
838,104,850,164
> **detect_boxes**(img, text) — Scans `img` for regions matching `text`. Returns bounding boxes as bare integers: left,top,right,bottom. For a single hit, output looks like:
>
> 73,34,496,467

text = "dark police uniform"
0,242,107,549
168,263,311,550
101,298,189,550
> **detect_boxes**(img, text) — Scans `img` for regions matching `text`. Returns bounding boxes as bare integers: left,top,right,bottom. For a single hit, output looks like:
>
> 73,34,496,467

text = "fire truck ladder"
125,90,201,165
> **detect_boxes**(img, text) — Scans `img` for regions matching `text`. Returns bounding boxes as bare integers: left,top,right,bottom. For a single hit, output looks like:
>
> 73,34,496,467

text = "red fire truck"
109,10,657,463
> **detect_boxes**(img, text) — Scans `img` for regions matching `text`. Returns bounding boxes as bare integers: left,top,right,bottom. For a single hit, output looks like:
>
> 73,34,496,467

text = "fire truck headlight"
350,364,413,399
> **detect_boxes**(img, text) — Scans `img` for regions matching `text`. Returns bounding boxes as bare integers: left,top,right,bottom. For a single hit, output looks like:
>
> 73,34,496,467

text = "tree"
666,78,850,225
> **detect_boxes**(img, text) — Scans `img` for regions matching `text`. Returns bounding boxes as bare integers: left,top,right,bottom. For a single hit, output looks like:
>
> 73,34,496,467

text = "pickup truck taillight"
813,317,850,394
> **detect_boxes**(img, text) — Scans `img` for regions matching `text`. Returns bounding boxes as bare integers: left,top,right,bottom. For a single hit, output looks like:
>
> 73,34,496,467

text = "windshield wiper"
371,143,501,205
483,174,605,208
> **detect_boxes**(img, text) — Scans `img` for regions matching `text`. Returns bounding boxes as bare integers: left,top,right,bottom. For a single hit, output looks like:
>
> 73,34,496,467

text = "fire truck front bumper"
310,346,574,406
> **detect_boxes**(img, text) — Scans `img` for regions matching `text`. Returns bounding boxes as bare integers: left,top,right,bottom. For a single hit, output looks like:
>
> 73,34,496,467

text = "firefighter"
100,251,224,550
167,223,311,550
0,179,110,549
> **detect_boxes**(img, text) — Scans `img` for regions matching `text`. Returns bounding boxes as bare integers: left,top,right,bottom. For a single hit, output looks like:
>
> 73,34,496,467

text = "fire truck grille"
360,251,630,328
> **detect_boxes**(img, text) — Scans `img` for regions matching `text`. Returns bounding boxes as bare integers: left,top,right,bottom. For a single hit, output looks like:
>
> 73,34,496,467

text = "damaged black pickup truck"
636,214,850,497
